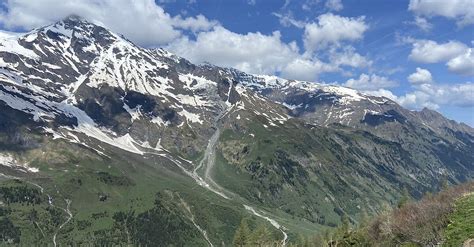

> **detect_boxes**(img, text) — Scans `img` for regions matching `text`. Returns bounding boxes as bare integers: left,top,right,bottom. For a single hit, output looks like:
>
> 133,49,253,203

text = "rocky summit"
0,16,473,246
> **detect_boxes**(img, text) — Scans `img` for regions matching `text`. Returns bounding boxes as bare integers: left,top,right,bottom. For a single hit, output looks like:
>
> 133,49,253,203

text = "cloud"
397,91,439,109
408,0,474,26
409,40,468,63
344,73,398,91
0,0,218,47
365,80,474,111
0,0,371,82
172,14,219,33
447,48,474,76
303,13,368,52
325,0,343,11
407,39,473,76
247,0,257,6
364,89,399,101
408,67,433,84
166,25,370,81
166,26,302,75
329,46,372,68
397,82,474,109
281,58,338,81
302,0,320,11
365,82,474,111
168,33,372,81
408,16,433,32
272,12,306,28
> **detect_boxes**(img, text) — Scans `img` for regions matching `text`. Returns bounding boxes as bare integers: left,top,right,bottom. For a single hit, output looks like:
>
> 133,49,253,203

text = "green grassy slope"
215,114,435,228
0,136,279,246
443,194,474,247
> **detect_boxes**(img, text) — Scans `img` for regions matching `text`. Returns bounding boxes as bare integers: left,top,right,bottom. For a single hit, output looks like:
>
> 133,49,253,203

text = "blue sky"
0,0,473,125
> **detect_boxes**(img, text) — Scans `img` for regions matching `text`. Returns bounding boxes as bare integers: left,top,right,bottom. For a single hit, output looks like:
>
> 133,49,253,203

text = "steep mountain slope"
0,16,473,245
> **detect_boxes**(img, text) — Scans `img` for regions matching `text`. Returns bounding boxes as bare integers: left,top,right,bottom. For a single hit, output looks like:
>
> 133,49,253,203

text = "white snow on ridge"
43,127,65,140
45,22,73,38
323,85,365,104
0,89,54,121
86,39,173,99
0,31,39,59
337,108,355,119
42,62,61,70
73,122,144,155
179,73,217,90
178,109,203,124
23,32,38,43
57,104,145,155
0,153,39,173
151,115,170,126
0,154,16,167
281,102,302,110
175,94,213,107
0,80,146,156
252,73,371,106
154,48,180,63
123,103,142,122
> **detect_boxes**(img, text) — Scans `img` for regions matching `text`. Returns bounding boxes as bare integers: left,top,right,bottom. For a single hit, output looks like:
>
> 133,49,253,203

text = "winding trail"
52,199,73,247
179,197,214,247
244,205,288,245
142,148,230,199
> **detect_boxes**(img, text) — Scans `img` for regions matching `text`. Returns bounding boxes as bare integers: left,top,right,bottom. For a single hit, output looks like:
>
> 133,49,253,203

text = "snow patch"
0,153,39,173
281,102,302,110
123,103,142,122
178,109,203,124
179,73,217,90
0,31,39,59
151,115,170,126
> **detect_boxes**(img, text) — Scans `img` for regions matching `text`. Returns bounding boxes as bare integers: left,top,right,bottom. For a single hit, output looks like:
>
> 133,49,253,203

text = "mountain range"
0,16,473,245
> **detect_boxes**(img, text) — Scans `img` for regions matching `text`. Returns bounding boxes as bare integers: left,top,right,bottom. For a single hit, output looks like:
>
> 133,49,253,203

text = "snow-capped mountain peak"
0,16,472,157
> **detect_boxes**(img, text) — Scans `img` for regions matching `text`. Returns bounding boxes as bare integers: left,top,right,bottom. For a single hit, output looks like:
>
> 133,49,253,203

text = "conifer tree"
233,219,251,247
249,224,272,246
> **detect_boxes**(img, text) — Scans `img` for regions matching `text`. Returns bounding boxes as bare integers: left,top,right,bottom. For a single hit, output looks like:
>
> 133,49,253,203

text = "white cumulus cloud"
409,40,468,63
398,82,474,109
365,82,474,111
408,16,433,32
0,0,218,47
166,26,301,75
408,68,433,84
281,58,338,81
0,0,372,83
447,48,474,76
344,73,398,91
329,46,372,68
408,0,474,26
303,13,368,52
325,0,343,11
167,25,370,81
363,89,399,101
